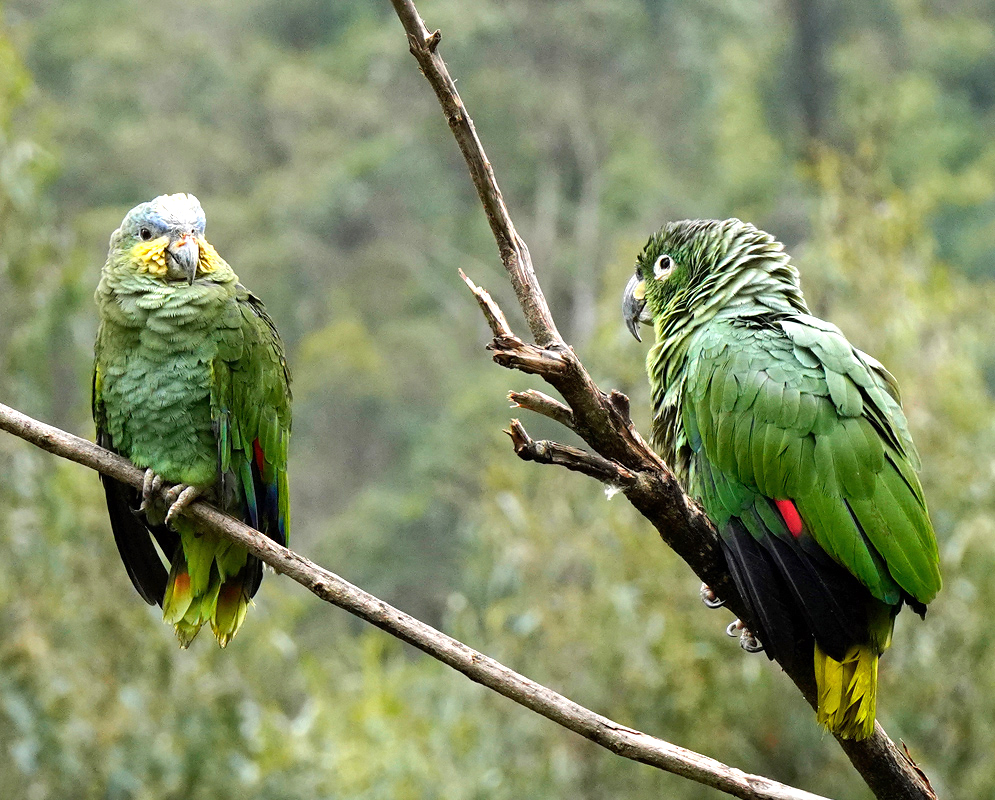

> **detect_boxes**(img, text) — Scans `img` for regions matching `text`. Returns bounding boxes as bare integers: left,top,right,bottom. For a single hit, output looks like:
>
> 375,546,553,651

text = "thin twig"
489,335,571,378
508,389,575,429
506,419,635,485
0,402,827,800
460,269,513,338
387,2,937,799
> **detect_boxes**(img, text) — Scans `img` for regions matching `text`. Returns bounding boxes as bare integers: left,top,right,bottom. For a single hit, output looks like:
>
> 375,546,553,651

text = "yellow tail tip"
163,565,193,625
210,581,251,648
173,620,203,649
814,642,878,740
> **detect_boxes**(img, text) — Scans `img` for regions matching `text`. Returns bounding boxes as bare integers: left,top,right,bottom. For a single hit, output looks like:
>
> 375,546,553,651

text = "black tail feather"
752,513,868,662
720,518,802,670
244,554,264,598
719,500,871,668
100,475,168,607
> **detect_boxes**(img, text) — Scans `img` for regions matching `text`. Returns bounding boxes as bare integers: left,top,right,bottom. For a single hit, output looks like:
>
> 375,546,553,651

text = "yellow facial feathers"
131,235,222,278
133,236,170,277
196,236,221,275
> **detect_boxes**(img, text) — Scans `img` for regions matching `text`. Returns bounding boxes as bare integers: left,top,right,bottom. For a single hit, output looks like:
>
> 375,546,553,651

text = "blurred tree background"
1,0,994,797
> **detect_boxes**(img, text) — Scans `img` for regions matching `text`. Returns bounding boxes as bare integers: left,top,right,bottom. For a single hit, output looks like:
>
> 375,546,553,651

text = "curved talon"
725,619,764,652
139,468,164,512
165,485,202,527
699,582,725,609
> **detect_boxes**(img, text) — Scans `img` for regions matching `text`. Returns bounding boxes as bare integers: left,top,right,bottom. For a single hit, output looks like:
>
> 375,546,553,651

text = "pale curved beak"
622,272,648,342
167,234,200,284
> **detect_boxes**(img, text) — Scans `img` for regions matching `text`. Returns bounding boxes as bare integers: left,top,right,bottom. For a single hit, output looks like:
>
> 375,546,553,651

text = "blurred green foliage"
1,0,994,797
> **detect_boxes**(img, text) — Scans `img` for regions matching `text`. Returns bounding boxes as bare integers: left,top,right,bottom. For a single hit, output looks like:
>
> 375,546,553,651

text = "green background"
2,1,994,797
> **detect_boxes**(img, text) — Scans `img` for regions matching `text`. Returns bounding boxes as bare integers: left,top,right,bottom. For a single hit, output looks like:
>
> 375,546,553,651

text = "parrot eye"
139,227,153,241
653,254,674,280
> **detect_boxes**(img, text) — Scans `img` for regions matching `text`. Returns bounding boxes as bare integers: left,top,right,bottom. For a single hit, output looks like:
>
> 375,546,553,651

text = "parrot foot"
164,484,202,527
699,583,725,609
139,468,164,513
725,619,764,654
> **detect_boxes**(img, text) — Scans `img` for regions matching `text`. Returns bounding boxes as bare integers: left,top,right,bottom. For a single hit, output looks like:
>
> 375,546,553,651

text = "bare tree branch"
0,401,830,800
506,419,635,485
391,6,558,345
508,389,575,429
460,268,513,338
387,3,937,799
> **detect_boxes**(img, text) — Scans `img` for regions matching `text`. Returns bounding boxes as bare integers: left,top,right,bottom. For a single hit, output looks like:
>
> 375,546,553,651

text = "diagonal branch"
387,3,936,800
0,401,829,800
392,8,559,345
460,268,513,338
508,390,575,430
506,419,635,485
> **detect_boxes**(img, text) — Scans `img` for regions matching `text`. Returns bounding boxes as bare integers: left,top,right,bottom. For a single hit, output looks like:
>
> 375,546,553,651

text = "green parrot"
622,218,940,740
93,193,291,648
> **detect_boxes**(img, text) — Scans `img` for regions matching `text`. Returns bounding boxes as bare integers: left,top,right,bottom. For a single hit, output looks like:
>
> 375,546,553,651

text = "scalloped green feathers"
630,219,940,740
684,320,940,606
93,195,291,648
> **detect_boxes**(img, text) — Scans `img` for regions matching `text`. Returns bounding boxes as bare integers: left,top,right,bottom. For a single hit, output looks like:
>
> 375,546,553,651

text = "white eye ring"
653,254,673,280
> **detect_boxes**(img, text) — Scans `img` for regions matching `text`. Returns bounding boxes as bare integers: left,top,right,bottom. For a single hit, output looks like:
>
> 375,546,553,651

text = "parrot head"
622,218,806,341
107,193,226,285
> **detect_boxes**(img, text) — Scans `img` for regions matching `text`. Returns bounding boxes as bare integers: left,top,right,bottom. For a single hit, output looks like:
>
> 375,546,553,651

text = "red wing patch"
252,439,266,472
775,499,803,538
172,571,191,594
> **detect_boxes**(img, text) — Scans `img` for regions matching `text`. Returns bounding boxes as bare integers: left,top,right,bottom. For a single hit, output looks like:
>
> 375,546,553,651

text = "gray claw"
700,582,725,609
139,468,164,512
725,618,764,653
165,484,202,527
740,631,764,653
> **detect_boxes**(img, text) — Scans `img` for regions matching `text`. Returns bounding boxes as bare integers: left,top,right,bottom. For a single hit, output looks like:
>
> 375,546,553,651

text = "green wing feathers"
161,286,291,647
686,317,940,606
685,315,939,739
213,286,292,547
